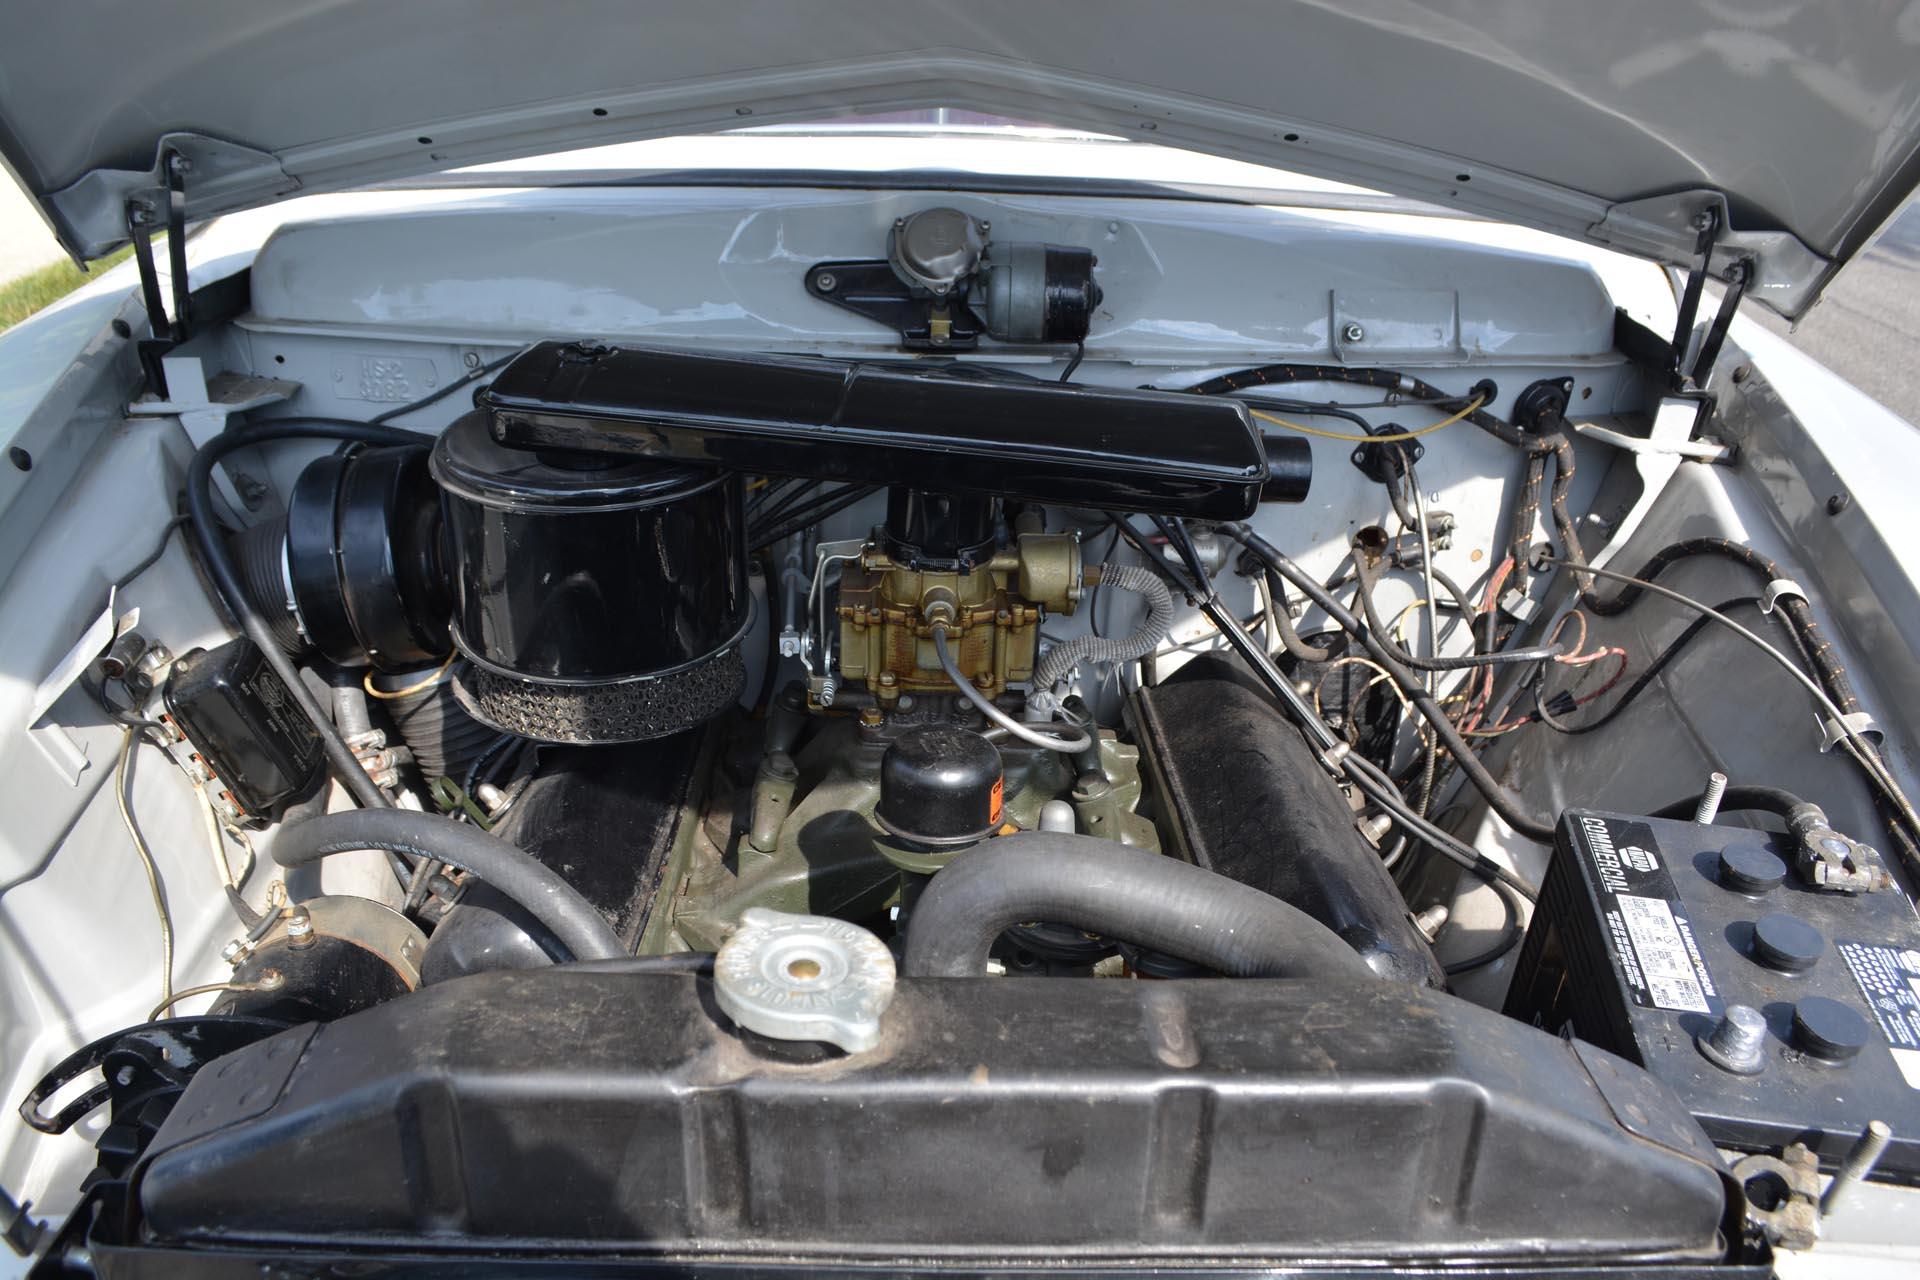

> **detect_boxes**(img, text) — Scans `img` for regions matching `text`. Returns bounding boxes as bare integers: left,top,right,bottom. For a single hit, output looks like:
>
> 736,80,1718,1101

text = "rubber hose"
1261,568,1338,663
1029,563,1174,691
380,674,498,780
329,668,375,741
230,521,301,654
903,832,1375,979
271,809,624,961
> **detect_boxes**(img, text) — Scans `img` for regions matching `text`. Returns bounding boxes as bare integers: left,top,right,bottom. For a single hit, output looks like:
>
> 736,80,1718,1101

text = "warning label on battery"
1836,939,1920,1090
1571,814,1721,1015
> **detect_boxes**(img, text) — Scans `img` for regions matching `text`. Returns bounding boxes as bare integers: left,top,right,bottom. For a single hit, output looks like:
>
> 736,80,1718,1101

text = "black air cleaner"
430,412,749,744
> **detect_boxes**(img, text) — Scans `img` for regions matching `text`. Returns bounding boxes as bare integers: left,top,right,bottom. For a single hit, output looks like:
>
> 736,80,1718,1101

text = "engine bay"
6,188,1920,1275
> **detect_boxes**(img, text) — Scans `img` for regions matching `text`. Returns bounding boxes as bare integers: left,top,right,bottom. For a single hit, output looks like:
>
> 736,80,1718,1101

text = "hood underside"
4,0,1919,319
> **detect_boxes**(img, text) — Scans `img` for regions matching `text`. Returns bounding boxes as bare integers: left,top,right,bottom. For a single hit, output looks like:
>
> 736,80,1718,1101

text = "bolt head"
814,272,837,292
1341,322,1366,343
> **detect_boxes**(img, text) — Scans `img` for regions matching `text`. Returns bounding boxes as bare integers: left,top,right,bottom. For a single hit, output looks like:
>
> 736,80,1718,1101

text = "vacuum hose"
902,832,1376,979
270,809,625,961
1029,562,1174,692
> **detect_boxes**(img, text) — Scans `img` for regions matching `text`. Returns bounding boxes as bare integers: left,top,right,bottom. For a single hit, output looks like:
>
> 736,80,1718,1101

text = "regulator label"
1572,815,1721,1015
1836,939,1920,1090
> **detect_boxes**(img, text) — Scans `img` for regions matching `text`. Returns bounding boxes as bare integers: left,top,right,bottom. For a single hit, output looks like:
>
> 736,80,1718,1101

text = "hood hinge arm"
1668,206,1752,391
1686,257,1750,390
124,150,193,396
1667,208,1718,385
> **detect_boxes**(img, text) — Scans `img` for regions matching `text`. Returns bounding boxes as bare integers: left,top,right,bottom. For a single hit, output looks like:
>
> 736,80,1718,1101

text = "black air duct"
482,341,1310,517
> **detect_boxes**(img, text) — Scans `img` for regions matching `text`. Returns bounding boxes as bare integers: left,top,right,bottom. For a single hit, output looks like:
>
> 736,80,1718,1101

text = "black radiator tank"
1132,663,1445,987
133,971,1730,1264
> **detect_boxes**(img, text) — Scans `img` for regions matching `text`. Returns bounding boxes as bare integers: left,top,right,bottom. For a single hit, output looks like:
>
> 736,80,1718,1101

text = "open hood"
5,0,1919,319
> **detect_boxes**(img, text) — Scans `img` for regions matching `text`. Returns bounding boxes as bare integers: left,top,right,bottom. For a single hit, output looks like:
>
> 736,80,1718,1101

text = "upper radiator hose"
1028,563,1173,698
903,832,1375,979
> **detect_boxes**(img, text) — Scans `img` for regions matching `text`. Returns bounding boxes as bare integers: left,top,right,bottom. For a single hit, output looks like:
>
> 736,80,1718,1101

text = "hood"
5,1,1919,320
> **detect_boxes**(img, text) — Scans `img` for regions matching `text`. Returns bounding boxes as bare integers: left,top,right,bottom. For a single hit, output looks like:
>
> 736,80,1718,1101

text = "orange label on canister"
988,776,1004,824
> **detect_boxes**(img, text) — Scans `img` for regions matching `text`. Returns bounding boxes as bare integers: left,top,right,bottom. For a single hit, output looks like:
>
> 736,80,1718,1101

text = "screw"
815,272,837,292
1827,491,1851,516
1341,322,1366,343
233,472,270,510
284,905,315,951
462,351,482,370
1821,1120,1893,1216
817,677,838,707
1695,771,1729,824
1697,1004,1768,1075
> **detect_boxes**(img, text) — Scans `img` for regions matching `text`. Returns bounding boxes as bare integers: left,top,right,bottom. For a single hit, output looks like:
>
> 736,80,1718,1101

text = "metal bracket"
127,357,301,517
1759,579,1807,615
805,258,984,350
1570,420,1732,462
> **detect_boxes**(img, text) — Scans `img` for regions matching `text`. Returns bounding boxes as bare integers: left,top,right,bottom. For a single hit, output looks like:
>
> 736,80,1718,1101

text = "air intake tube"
230,443,451,671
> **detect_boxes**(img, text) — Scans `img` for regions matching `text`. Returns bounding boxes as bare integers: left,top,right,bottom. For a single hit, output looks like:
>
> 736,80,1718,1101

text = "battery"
1505,808,1920,1181
162,637,324,821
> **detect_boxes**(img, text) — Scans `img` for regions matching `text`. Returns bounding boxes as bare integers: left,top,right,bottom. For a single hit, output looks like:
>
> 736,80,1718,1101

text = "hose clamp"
1819,711,1880,753
1760,578,1807,615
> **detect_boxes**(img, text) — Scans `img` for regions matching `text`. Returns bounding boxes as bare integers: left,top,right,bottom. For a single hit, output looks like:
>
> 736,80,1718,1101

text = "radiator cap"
714,909,896,1053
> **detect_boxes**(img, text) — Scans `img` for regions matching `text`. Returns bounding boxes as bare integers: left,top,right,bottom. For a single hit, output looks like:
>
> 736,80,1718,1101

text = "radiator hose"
902,832,1376,979
1029,562,1174,695
270,809,625,961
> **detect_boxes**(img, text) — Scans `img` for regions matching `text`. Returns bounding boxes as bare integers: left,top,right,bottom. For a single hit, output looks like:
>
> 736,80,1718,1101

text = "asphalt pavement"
1749,202,1920,425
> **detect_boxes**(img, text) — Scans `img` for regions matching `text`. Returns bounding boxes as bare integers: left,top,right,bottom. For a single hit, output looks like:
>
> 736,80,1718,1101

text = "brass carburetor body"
835,529,1083,709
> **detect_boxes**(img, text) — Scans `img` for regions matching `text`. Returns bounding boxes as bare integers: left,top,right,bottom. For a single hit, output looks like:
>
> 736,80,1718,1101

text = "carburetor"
833,490,1084,708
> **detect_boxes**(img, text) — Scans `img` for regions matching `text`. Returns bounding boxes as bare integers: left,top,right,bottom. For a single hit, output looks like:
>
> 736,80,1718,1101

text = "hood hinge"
126,149,193,397
1669,207,1752,392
